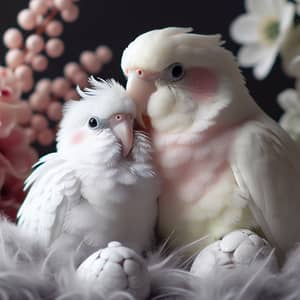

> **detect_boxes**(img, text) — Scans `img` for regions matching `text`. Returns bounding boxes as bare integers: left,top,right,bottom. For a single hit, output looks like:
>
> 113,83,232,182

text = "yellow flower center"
260,17,280,45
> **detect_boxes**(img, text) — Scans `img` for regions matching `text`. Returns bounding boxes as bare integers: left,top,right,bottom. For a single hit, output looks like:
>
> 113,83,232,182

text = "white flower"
278,87,300,143
230,0,295,79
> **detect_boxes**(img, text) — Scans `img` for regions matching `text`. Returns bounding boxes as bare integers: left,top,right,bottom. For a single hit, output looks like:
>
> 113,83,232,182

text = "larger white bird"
17,78,160,259
121,27,300,259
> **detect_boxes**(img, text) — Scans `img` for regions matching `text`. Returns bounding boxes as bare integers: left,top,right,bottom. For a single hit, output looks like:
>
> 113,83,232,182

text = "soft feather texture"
121,27,221,74
121,28,263,251
17,78,159,260
232,115,300,259
1,218,300,300
57,78,136,149
121,27,300,257
122,27,256,133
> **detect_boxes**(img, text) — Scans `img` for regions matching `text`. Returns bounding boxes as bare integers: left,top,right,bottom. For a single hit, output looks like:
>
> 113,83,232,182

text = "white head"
57,78,136,165
121,27,258,134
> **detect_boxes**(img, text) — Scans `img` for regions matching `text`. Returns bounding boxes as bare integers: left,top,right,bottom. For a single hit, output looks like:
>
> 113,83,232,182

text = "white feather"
231,115,300,259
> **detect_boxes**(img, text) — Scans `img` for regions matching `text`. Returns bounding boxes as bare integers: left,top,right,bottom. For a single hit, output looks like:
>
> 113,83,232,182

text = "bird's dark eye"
169,63,184,81
88,117,101,129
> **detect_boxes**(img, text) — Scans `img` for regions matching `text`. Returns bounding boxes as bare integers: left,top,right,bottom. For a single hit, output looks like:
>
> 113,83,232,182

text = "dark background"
0,0,295,122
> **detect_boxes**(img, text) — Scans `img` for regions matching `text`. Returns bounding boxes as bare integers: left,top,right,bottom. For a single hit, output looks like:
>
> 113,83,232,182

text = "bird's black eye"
169,63,184,81
88,117,101,129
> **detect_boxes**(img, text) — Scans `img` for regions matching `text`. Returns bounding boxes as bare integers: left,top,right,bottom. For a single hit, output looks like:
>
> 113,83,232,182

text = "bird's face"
59,110,134,165
57,79,137,165
122,27,248,134
125,62,218,133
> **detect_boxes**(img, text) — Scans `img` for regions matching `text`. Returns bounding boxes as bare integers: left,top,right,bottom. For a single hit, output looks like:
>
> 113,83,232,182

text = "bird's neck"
151,115,249,150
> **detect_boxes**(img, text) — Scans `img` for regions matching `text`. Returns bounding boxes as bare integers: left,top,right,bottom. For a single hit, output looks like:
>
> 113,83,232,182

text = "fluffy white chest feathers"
66,153,159,253
154,124,256,249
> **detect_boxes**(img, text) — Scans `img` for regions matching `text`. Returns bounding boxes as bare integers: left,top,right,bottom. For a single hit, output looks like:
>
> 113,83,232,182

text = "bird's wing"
17,153,81,246
231,118,300,256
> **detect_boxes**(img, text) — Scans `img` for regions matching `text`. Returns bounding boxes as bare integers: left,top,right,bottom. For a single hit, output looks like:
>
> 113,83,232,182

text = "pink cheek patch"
71,130,86,144
184,67,218,100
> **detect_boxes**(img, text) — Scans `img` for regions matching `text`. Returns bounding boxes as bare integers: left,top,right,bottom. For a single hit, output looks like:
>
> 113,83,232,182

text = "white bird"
121,27,300,260
17,78,160,260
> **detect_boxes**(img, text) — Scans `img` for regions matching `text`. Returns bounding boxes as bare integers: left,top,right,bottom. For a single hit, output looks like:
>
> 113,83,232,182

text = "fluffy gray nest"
0,218,298,300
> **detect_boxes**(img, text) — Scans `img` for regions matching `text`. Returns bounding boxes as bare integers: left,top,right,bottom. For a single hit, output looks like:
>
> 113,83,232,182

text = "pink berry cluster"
28,45,112,146
4,0,80,82
2,0,81,147
0,0,113,219
2,0,113,147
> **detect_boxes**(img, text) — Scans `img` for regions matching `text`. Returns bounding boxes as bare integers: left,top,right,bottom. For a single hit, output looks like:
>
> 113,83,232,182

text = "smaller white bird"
17,78,160,260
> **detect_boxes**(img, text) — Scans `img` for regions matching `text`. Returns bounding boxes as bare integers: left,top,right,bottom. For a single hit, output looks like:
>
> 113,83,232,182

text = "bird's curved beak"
126,70,157,128
110,114,134,157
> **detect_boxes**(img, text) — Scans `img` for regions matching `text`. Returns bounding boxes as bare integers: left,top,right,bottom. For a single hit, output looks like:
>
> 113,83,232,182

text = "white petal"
237,45,269,67
279,2,295,34
230,15,260,44
277,89,300,111
253,47,278,79
246,0,274,15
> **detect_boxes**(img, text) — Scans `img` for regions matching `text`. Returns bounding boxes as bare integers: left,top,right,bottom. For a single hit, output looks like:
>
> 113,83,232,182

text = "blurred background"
0,0,293,122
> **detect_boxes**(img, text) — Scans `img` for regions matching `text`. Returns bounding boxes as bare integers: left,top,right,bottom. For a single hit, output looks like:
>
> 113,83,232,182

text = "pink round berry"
45,38,64,58
80,51,101,74
31,114,48,131
29,0,49,15
36,79,52,94
51,77,70,97
61,4,79,22
29,92,51,112
47,101,62,121
17,9,37,30
31,54,48,72
54,0,72,10
64,62,81,79
25,34,44,53
3,28,23,49
5,49,25,69
96,45,113,63
17,101,32,125
64,88,79,101
37,128,55,146
72,71,88,87
45,20,63,37
14,65,33,80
